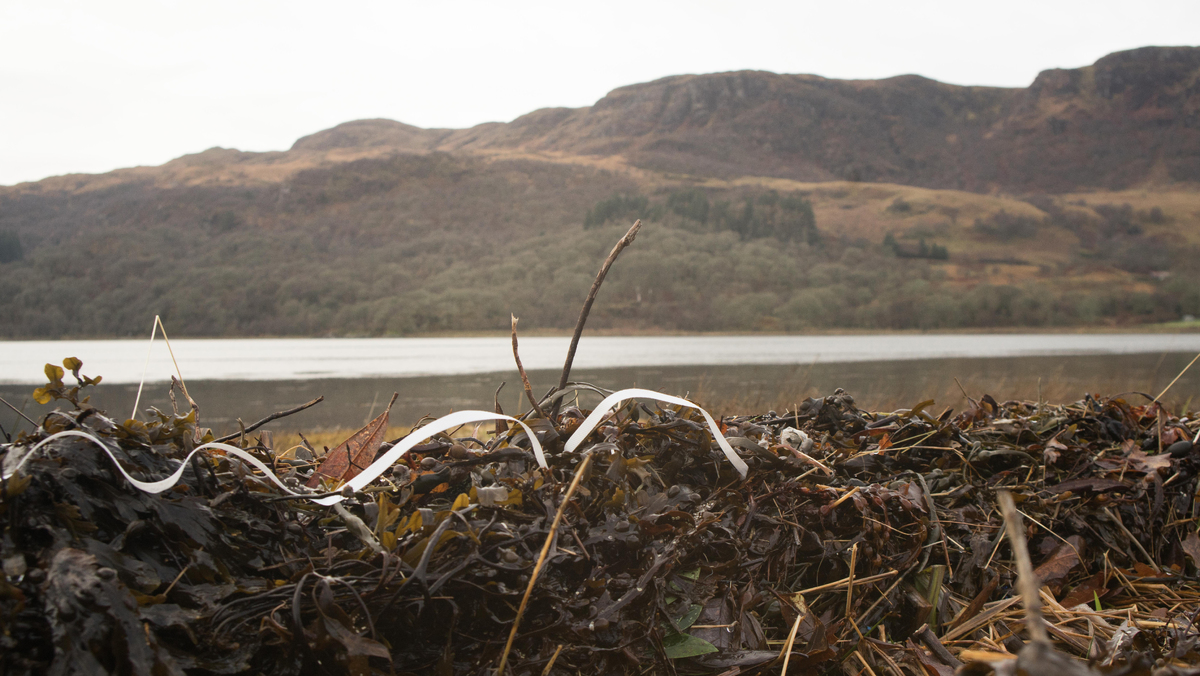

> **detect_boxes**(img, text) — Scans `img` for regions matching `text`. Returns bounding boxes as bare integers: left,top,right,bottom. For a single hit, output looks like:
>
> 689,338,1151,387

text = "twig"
0,395,38,429
133,315,196,420
511,315,546,419
859,566,912,621
496,452,593,674
1103,506,1160,573
997,490,1049,643
953,377,978,408
798,570,897,595
539,645,564,676
160,563,190,598
132,315,161,419
917,625,963,667
830,485,861,509
1154,351,1200,404
213,397,324,443
493,382,508,435
853,650,879,676
847,542,858,619
552,219,641,418
779,595,808,676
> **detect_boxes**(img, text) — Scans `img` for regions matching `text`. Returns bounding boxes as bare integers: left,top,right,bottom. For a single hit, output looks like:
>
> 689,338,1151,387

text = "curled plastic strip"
0,410,546,506
563,387,749,479
316,409,546,507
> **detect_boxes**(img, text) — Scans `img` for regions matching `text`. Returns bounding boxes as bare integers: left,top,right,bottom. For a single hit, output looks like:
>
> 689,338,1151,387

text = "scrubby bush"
666,188,709,224
584,193,649,228
0,231,22,263
973,210,1040,239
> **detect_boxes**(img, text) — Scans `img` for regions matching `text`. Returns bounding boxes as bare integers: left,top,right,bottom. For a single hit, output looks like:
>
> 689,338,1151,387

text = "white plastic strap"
562,387,748,478
0,410,546,506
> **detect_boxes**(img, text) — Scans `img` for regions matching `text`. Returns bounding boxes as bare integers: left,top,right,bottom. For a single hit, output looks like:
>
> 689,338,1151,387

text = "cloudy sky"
1,0,1197,186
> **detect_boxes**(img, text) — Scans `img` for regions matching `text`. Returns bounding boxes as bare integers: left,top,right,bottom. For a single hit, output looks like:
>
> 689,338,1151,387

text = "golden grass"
270,426,412,456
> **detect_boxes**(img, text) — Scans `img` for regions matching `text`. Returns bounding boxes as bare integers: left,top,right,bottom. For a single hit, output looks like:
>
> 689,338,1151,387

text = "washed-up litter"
3,357,1200,675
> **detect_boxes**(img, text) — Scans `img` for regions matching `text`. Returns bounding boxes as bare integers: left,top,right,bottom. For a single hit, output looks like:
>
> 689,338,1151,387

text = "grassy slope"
1,144,1197,338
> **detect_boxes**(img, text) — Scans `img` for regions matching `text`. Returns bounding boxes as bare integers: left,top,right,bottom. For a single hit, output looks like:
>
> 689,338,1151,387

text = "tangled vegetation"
3,355,1200,674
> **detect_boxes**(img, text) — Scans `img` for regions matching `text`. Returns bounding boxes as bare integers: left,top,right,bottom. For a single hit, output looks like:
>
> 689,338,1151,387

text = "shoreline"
4,320,1200,342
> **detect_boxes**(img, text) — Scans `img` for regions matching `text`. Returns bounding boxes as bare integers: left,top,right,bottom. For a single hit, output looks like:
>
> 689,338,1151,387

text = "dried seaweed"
4,363,1200,675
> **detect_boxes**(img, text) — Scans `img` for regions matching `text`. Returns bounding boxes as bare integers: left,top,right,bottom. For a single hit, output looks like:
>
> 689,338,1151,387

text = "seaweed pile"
3,361,1200,675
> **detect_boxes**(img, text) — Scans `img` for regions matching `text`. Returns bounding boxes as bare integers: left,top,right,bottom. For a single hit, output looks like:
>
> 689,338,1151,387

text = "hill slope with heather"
1,47,1199,338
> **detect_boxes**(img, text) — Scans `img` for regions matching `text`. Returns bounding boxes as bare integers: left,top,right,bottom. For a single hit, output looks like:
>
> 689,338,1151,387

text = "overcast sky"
1,0,1197,186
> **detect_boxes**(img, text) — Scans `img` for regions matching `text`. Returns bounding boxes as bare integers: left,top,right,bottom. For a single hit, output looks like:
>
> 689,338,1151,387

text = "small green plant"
33,357,102,408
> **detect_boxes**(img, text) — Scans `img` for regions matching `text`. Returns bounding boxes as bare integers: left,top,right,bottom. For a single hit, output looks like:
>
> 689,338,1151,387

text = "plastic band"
1,410,546,506
562,387,748,478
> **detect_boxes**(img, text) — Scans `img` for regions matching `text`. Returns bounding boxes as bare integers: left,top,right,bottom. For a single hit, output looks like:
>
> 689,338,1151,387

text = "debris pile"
3,362,1200,675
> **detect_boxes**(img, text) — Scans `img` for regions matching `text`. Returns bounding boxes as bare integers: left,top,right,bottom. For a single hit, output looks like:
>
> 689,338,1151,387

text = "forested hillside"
2,47,1199,338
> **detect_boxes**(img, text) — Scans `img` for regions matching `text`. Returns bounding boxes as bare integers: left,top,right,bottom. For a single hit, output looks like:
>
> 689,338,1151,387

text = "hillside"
1,47,1198,338
297,46,1200,193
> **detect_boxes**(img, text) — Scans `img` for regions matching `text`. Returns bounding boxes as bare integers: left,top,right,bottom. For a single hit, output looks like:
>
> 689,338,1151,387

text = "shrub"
584,193,649,228
973,210,1039,239
666,188,709,224
209,211,242,233
0,231,22,263
1093,203,1141,236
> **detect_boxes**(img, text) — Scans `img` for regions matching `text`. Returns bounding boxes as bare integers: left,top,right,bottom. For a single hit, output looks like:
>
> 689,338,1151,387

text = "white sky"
1,0,1197,187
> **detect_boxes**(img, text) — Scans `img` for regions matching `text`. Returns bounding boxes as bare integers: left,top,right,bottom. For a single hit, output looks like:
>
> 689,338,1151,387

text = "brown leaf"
307,393,397,488
1060,571,1107,609
1126,448,1172,474
1033,535,1085,594
1183,531,1200,570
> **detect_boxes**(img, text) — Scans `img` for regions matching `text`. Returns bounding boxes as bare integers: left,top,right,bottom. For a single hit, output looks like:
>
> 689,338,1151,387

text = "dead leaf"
1033,535,1085,594
1183,532,1200,570
1127,448,1172,474
1060,572,1108,609
307,394,397,488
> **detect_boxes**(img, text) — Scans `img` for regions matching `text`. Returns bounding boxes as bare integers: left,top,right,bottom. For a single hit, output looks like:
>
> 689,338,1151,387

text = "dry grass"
270,426,412,457
697,373,1195,419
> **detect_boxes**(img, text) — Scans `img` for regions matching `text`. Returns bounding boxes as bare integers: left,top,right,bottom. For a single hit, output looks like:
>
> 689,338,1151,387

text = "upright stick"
511,315,547,419
553,220,642,417
997,490,1049,643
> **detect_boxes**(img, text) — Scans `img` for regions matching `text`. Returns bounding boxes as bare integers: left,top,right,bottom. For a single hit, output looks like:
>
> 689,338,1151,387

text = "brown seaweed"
3,370,1200,675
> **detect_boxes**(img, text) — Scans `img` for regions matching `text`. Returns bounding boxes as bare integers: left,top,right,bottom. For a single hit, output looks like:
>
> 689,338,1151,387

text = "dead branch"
213,397,324,444
511,315,547,419
998,489,1049,643
552,219,642,417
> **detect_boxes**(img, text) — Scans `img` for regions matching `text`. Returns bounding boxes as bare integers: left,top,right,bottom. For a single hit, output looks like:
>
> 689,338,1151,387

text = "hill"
303,46,1200,193
1,47,1198,338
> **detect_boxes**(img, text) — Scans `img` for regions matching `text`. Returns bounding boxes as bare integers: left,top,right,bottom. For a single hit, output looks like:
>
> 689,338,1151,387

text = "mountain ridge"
2,46,1199,338
7,45,1199,195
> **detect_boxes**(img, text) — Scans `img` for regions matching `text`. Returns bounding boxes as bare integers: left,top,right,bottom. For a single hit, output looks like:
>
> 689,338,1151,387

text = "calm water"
1,334,1198,436
3,334,1200,384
